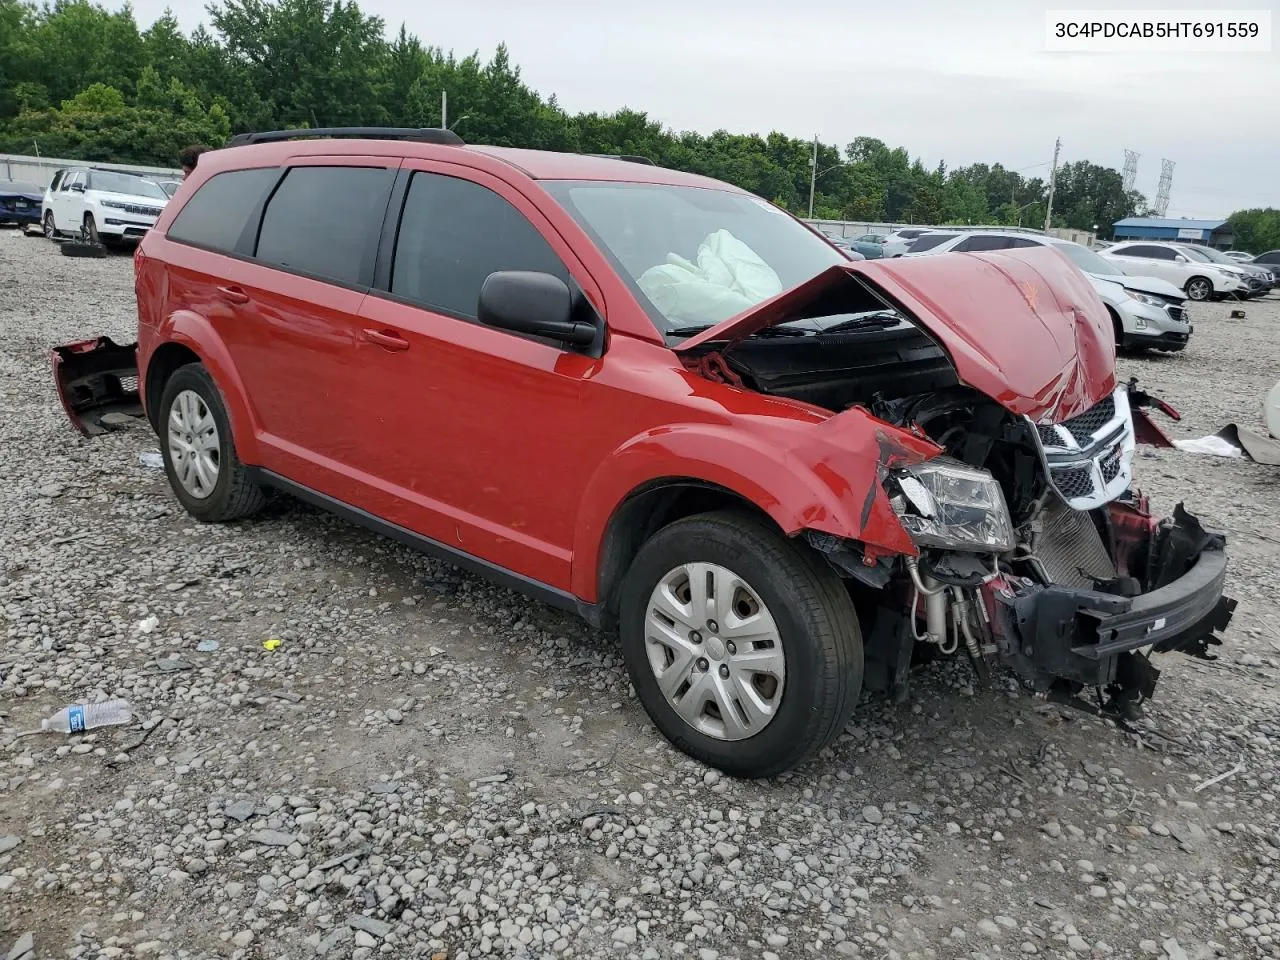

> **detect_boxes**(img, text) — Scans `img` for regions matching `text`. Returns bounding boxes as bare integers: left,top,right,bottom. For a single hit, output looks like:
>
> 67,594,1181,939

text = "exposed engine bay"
687,308,1236,718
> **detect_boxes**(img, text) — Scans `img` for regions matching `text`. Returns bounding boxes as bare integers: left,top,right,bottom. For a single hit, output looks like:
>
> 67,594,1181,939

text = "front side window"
255,166,394,286
541,180,845,333
168,167,280,254
391,172,569,319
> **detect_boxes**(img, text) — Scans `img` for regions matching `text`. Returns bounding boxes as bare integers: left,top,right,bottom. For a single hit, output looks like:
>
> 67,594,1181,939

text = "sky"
120,0,1277,218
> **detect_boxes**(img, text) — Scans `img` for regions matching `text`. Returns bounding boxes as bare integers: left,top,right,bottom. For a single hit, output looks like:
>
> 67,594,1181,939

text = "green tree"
1227,209,1280,254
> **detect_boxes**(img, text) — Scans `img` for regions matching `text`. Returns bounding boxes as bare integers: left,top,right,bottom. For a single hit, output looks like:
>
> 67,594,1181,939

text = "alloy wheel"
1186,278,1212,301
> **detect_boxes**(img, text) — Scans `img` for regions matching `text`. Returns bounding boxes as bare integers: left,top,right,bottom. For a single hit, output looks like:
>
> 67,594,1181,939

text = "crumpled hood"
675,246,1117,424
1109,272,1186,300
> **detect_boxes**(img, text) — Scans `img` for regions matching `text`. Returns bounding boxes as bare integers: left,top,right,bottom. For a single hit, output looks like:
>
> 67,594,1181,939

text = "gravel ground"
2,227,1280,960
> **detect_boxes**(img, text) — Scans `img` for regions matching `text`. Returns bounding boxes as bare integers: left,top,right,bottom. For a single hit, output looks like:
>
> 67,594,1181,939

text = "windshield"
542,181,846,333
1177,245,1213,263
1184,245,1234,265
86,170,168,201
1049,240,1124,276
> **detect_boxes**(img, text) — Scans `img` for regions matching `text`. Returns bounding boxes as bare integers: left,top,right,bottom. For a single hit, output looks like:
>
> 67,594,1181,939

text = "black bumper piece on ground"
997,505,1235,698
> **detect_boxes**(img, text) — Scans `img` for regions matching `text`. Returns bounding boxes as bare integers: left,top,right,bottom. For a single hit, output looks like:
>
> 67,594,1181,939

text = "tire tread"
621,509,862,778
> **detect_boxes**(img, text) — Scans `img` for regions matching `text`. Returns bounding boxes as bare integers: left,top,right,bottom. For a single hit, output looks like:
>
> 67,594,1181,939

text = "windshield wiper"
666,324,720,338
819,312,901,334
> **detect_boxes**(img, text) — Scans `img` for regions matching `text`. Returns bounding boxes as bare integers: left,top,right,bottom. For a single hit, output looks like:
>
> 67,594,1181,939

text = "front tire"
82,213,99,244
1185,276,1213,301
158,364,266,522
43,211,56,239
619,510,863,779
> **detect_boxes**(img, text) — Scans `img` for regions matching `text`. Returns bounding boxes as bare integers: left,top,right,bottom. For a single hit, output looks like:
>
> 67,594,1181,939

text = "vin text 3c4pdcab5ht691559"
51,127,1236,778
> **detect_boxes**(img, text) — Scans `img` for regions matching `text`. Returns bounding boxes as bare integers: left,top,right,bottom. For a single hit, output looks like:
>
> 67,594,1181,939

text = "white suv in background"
904,230,1193,351
42,167,169,246
1100,241,1251,302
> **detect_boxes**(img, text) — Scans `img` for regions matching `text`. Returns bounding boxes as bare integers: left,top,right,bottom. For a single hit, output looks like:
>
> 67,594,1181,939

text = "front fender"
569,409,941,601
152,310,261,464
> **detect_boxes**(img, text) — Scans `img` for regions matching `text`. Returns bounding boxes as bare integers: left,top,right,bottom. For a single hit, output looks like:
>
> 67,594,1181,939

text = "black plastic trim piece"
1082,548,1230,657
248,469,602,624
228,127,465,147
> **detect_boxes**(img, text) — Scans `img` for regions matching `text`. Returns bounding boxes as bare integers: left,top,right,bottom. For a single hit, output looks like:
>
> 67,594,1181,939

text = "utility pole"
807,134,818,220
441,90,447,130
1043,137,1061,232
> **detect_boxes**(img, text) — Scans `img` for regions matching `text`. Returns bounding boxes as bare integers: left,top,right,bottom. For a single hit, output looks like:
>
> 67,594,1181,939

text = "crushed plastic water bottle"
40,699,133,734
139,450,164,469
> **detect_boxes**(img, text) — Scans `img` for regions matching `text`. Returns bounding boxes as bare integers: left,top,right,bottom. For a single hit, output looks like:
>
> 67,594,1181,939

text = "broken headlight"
888,458,1015,553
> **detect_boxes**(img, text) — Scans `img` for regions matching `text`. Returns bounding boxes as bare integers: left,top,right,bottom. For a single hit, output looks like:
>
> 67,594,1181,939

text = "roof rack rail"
586,153,656,166
226,127,466,148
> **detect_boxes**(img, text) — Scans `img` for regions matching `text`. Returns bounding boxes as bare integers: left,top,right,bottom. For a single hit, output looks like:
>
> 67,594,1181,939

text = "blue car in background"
0,179,44,228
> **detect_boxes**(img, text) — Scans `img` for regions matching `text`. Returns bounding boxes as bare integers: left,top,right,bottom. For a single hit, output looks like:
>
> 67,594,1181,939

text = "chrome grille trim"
1029,387,1136,511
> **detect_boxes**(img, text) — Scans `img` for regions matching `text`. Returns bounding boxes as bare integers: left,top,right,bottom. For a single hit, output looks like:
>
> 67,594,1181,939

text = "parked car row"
39,166,172,247
0,166,174,247
891,226,1277,305
902,229,1193,352
1100,241,1275,301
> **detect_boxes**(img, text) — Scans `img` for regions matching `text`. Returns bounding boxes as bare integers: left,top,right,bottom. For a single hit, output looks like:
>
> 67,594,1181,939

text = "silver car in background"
904,229,1193,351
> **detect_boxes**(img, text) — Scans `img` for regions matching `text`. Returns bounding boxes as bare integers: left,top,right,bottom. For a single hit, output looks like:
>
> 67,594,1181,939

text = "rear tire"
618,510,863,778
158,363,267,523
1185,276,1213,301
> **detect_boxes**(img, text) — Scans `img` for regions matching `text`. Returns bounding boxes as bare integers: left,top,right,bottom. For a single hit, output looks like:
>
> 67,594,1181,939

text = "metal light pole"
1043,137,1062,231
441,90,447,129
807,134,818,219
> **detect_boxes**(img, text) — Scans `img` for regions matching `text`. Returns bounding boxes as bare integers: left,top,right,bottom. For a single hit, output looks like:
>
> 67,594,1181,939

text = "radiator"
1034,499,1117,589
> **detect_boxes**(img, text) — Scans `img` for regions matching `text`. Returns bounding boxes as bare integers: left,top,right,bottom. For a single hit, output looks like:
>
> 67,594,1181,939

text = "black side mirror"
70,182,85,193
477,271,597,349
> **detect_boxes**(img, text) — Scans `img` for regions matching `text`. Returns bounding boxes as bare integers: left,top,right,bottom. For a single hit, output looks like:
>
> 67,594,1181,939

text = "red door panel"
346,162,614,589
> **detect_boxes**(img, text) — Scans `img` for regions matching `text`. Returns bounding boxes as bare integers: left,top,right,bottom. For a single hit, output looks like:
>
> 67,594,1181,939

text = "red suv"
53,128,1234,778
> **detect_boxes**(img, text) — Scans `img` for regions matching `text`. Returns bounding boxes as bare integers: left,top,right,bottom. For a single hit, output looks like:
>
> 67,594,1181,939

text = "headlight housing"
1125,290,1165,308
887,458,1015,553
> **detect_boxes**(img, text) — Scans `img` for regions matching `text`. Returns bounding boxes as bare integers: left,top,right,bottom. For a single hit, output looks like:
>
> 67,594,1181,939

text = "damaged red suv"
53,128,1235,778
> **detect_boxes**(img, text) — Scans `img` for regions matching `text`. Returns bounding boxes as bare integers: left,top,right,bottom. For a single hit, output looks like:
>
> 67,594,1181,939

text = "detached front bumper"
985,502,1236,698
51,337,142,436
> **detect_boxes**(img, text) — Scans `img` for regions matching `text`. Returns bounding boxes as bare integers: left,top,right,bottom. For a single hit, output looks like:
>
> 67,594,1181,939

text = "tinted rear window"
167,168,280,253
909,233,958,252
255,166,394,286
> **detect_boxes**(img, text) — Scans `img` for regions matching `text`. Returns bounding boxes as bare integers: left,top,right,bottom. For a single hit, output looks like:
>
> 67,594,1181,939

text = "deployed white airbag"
637,229,782,326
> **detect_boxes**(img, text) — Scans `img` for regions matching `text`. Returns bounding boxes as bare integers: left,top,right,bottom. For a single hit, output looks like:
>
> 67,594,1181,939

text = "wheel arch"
591,478,780,631
1104,304,1124,346
144,313,261,463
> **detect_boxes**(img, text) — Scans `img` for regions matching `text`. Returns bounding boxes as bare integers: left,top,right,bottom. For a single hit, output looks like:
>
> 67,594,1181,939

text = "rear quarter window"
908,233,958,252
167,167,281,254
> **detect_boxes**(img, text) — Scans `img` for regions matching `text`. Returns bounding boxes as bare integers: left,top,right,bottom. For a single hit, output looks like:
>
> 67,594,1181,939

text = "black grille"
1050,466,1094,499
1100,453,1122,483
1037,395,1116,448
1167,305,1187,323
